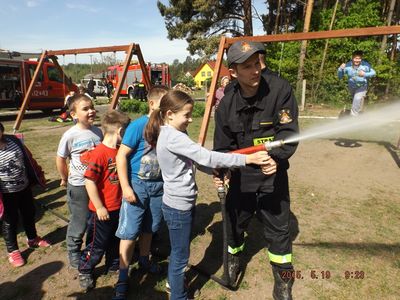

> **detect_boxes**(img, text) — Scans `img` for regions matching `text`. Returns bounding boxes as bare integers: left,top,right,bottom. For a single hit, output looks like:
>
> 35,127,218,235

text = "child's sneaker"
79,273,95,291
8,250,25,267
27,236,51,248
165,280,200,299
68,251,81,269
138,257,164,275
112,280,129,300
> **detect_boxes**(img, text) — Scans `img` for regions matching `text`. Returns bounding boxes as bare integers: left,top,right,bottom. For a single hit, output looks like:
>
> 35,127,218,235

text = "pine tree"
157,0,254,56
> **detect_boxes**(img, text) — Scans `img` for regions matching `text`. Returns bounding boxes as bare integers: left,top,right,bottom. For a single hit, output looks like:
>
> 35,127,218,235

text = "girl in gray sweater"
144,90,269,300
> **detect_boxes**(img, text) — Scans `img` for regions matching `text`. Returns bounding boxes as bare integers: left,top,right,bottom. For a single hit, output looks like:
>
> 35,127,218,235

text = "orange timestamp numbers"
280,270,365,280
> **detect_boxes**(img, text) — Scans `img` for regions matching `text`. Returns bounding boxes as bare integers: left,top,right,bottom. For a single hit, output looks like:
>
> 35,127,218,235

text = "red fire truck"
0,51,78,112
106,62,171,99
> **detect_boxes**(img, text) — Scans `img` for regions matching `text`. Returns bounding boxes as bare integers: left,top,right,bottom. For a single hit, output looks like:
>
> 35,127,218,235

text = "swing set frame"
13,43,152,132
197,25,400,145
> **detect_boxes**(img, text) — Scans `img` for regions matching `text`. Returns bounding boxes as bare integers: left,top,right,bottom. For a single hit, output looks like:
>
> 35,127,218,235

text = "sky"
0,0,267,65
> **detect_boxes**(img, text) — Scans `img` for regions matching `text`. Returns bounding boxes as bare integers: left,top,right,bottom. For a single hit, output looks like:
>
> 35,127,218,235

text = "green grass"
192,89,207,100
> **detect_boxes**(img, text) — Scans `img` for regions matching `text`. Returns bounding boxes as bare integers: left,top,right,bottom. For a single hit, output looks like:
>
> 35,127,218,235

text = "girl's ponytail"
144,107,163,147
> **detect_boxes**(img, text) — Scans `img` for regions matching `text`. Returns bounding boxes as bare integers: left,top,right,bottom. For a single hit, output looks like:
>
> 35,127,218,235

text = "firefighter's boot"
272,265,294,300
226,253,240,286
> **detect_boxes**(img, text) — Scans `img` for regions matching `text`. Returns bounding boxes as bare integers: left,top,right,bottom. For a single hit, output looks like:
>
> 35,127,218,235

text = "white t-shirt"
57,125,103,186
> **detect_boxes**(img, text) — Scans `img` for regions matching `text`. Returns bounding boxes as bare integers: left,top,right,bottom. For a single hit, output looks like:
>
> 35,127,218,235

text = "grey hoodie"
157,125,246,211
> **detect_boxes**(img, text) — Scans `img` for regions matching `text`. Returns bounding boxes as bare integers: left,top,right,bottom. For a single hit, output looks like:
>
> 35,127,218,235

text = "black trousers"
78,210,120,274
1,187,37,253
225,171,292,267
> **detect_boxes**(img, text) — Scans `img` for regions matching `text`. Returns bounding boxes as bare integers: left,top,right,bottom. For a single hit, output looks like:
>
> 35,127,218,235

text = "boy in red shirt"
78,110,130,291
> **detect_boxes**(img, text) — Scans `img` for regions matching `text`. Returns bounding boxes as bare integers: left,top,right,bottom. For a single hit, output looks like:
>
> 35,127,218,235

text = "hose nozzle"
264,140,285,151
230,139,285,154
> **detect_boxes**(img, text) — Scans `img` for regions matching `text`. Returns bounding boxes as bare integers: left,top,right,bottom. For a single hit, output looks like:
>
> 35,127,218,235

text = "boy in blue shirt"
112,86,169,299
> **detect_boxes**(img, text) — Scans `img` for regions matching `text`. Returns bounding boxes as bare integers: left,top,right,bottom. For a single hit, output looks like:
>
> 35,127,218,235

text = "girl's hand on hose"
246,151,270,165
212,169,231,188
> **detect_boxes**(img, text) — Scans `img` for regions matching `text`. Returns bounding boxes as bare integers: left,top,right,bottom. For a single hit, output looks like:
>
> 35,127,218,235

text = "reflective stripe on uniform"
228,243,244,255
268,251,292,264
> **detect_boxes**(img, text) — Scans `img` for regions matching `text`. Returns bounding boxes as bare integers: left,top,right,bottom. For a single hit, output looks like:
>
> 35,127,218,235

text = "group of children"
2,84,269,300
55,87,172,298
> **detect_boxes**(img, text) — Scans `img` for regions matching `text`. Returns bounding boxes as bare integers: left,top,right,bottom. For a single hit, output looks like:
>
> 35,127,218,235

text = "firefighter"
107,79,114,99
87,77,96,100
213,41,299,300
137,81,147,102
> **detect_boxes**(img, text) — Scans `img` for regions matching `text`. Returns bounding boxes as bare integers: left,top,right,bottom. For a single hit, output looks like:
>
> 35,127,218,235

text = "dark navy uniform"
213,74,299,269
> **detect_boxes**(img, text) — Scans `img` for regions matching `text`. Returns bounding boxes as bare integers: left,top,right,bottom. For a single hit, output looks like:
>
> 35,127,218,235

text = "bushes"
192,101,205,117
119,99,206,118
119,99,148,115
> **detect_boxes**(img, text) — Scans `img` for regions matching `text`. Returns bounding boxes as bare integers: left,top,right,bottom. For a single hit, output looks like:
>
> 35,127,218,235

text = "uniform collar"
235,77,269,112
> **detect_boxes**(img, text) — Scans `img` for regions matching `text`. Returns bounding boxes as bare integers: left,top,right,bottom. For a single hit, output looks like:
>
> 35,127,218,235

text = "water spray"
230,101,400,153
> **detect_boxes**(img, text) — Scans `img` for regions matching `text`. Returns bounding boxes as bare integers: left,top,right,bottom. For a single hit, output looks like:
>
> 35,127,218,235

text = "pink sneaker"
27,236,51,248
8,250,25,267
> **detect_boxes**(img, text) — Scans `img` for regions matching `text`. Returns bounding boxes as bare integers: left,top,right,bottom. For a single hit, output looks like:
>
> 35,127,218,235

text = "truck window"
47,66,64,83
151,70,162,84
0,65,21,101
28,65,44,82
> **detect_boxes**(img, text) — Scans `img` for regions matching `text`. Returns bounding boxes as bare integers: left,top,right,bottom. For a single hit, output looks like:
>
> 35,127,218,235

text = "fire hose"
230,140,285,154
191,140,286,289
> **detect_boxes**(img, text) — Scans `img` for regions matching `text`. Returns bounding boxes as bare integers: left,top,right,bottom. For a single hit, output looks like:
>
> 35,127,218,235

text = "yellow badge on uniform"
279,109,292,124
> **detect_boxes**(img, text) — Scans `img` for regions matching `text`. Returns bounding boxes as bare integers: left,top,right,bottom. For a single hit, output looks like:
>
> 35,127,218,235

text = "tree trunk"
274,0,282,34
296,0,314,96
313,0,339,100
378,0,396,63
384,33,398,97
242,0,253,36
342,0,350,13
267,0,275,34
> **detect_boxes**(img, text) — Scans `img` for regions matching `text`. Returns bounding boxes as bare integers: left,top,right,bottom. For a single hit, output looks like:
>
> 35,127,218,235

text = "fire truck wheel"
41,108,53,115
128,88,134,100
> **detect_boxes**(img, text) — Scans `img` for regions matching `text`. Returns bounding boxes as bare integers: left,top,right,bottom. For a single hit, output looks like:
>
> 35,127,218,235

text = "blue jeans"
349,85,367,116
162,204,195,300
116,178,163,240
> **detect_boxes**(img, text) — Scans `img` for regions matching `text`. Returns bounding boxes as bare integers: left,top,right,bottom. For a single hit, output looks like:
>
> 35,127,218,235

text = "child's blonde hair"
101,110,131,136
144,90,194,147
147,86,169,102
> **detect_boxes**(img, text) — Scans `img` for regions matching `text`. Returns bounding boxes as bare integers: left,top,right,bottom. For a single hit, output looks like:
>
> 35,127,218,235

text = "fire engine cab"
106,62,171,99
0,51,78,112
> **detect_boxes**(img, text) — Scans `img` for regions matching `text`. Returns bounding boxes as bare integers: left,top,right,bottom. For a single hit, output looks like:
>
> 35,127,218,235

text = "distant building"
192,61,230,89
